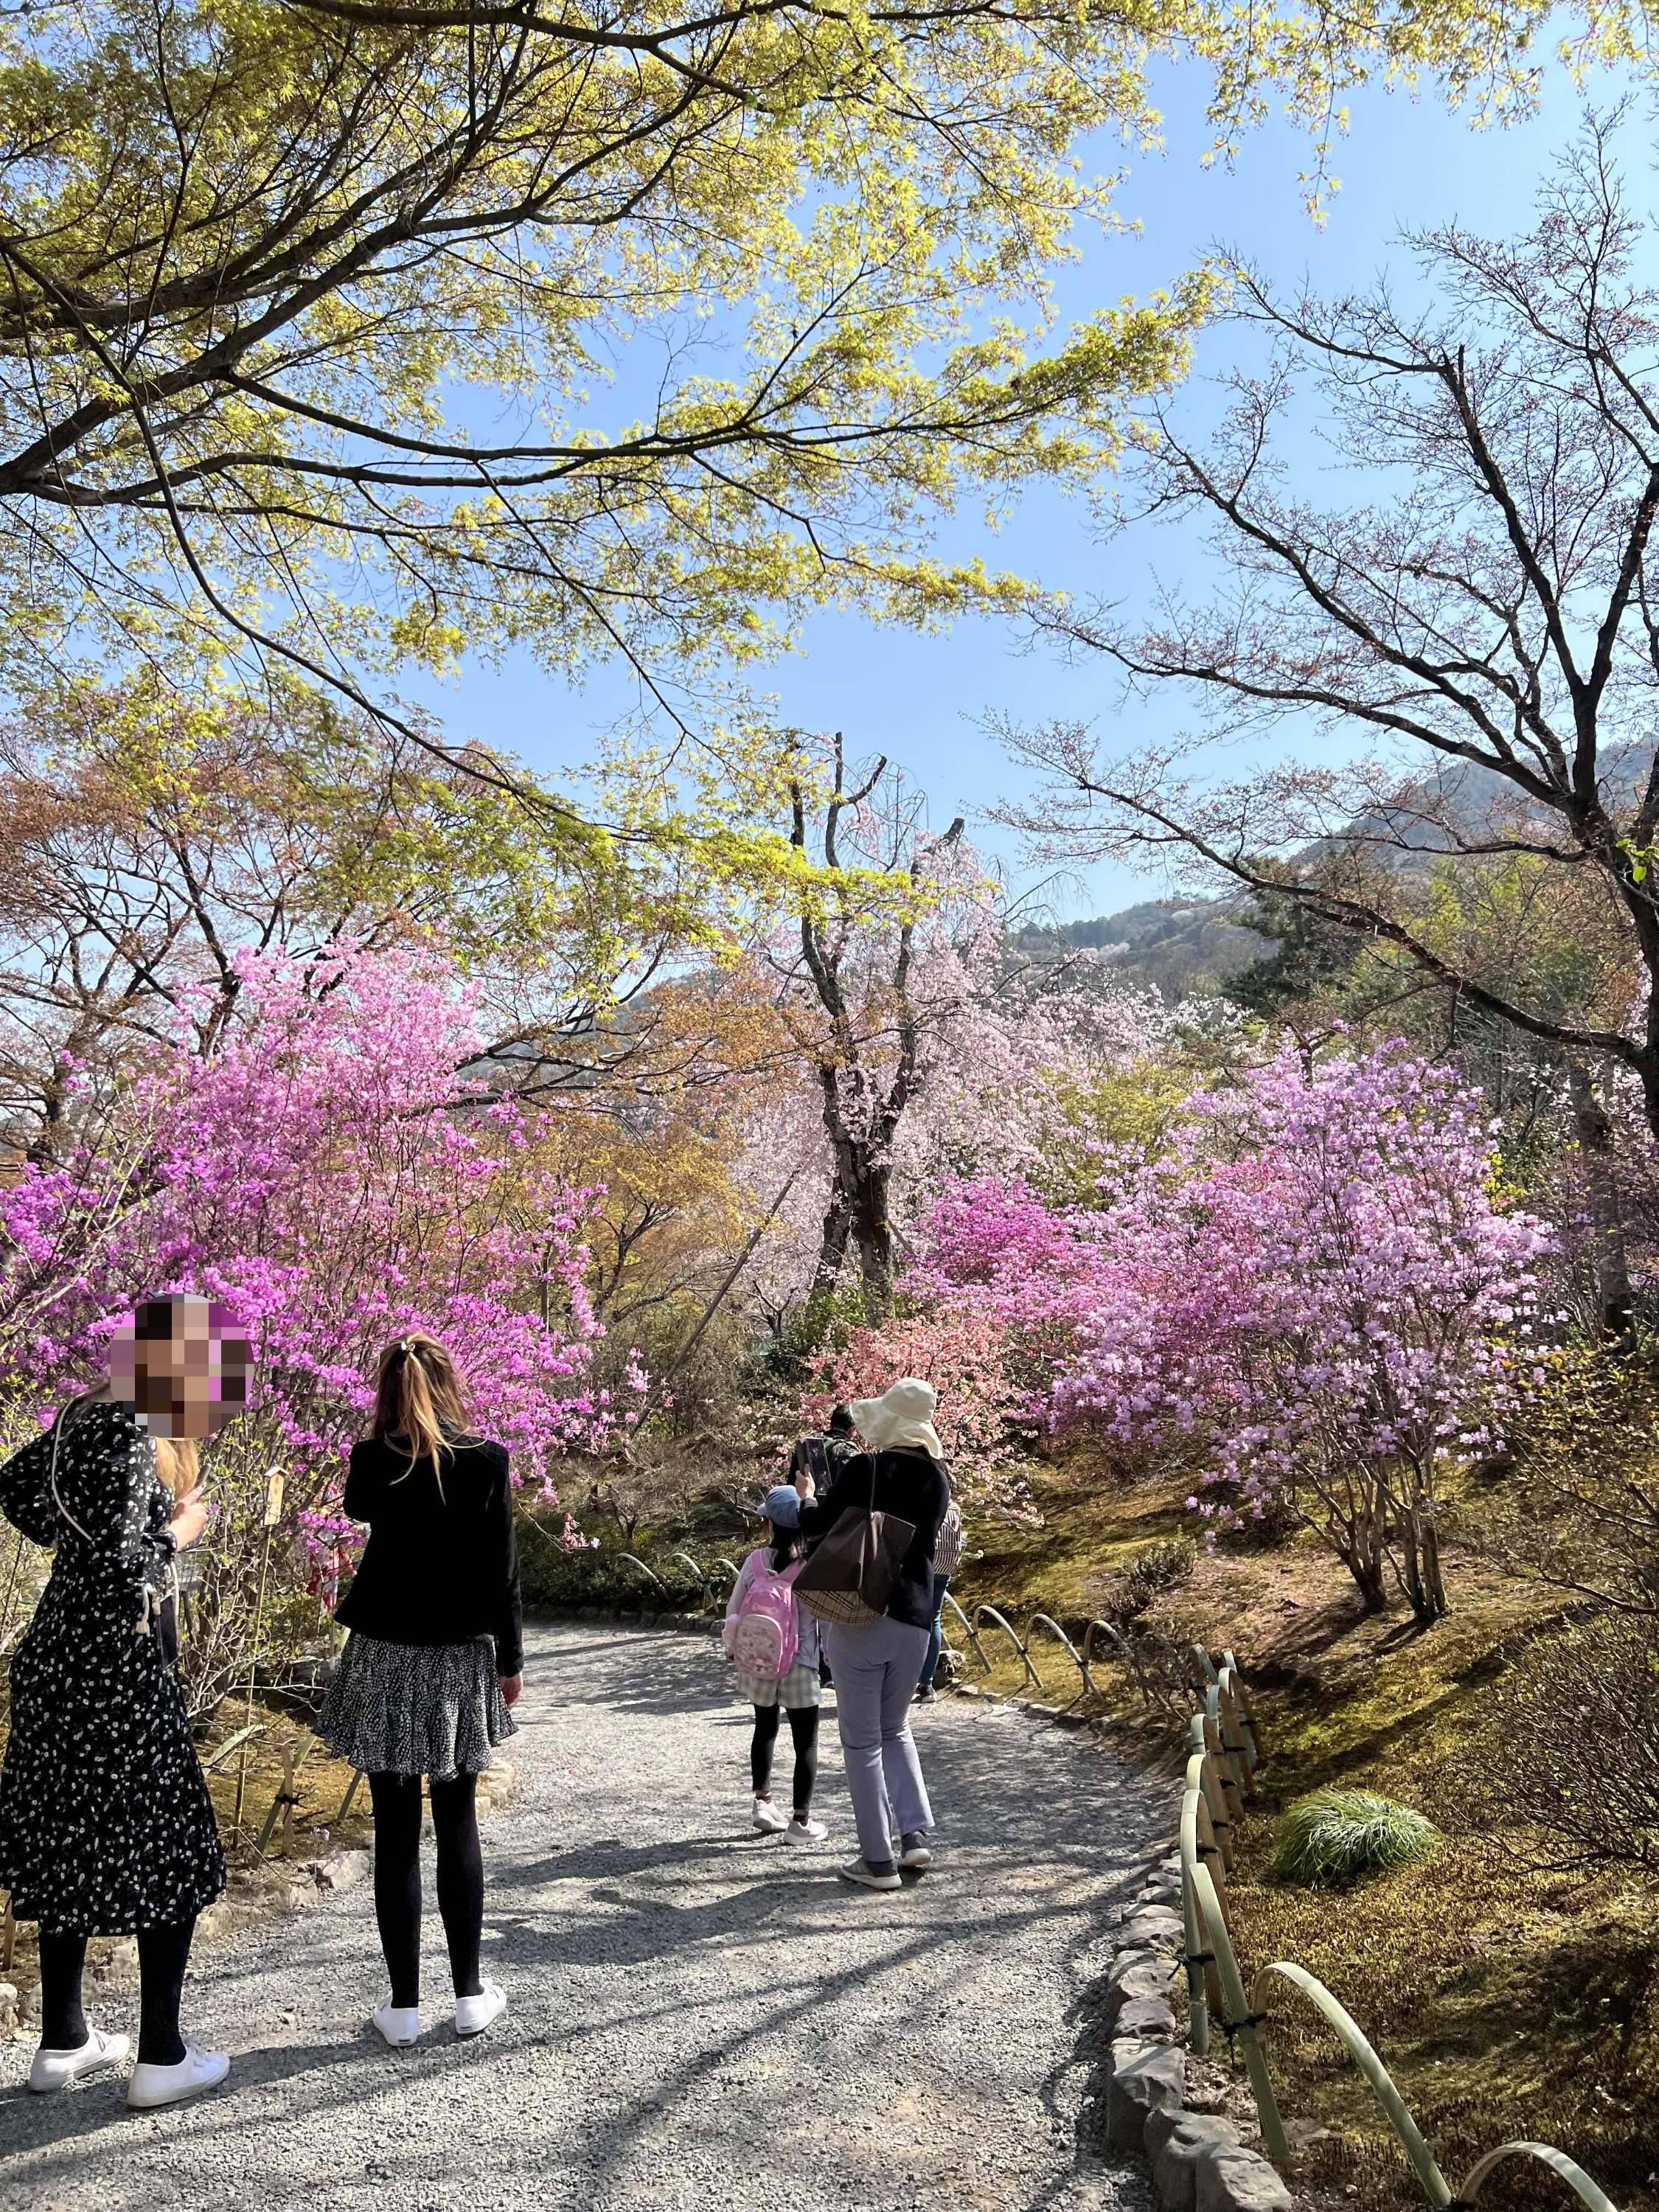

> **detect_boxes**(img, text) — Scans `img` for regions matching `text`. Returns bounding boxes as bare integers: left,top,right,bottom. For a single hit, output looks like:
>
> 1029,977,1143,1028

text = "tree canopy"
0,0,1629,736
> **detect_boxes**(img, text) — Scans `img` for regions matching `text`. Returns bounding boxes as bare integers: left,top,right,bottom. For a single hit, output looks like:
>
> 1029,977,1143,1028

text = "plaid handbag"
794,1453,915,1627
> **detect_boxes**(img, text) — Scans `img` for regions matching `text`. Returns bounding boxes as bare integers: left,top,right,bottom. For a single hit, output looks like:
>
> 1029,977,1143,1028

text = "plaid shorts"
734,1660,822,1710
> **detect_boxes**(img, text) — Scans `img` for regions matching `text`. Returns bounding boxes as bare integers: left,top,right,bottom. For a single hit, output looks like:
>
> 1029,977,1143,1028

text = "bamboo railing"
1168,1645,1624,2211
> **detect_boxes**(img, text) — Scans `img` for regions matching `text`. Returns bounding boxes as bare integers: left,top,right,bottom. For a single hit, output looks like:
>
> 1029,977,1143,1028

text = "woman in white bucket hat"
795,1378,948,1890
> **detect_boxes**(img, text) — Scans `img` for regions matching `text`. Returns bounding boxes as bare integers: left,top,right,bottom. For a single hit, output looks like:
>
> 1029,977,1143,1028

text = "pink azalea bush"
1051,1046,1551,1615
844,1046,1548,1612
798,1307,1035,1513
0,945,626,1538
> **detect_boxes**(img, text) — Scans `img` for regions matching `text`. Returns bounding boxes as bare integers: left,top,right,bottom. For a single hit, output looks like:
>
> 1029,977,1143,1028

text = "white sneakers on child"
125,2042,231,2110
785,1815,827,1844
27,2027,130,2093
371,2000,422,2048
453,1982,507,2039
751,1796,789,1834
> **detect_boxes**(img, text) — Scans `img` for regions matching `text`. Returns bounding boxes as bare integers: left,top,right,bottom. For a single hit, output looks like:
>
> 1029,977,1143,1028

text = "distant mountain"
1012,897,1271,1001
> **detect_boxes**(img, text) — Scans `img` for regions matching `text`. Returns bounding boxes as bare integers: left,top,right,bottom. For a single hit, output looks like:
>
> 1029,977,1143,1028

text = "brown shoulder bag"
793,1453,916,1627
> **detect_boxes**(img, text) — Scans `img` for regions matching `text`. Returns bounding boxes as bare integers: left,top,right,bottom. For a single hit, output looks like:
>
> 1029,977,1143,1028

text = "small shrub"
1126,1535,1197,1603
1488,1613,1659,1871
1272,1788,1440,1888
1100,1534,1197,1623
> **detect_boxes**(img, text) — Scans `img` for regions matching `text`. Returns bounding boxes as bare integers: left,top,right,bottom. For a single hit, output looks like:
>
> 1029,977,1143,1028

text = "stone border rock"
1096,1851,1293,2212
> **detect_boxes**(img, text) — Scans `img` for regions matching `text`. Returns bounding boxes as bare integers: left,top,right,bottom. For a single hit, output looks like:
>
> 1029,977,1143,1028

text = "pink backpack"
727,1553,804,1679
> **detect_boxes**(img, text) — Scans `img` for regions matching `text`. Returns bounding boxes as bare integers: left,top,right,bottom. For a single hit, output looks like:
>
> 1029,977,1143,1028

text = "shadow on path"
0,1622,1166,2212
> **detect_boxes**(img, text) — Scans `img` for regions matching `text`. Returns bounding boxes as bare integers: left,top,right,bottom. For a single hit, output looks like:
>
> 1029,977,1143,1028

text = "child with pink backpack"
723,1484,827,1843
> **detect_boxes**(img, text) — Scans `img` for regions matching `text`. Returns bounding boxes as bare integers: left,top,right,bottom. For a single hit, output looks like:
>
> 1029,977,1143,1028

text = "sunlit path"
1,1623,1164,2212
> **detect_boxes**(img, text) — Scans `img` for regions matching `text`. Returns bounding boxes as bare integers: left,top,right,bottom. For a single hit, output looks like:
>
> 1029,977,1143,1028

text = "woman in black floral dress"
0,1294,250,2109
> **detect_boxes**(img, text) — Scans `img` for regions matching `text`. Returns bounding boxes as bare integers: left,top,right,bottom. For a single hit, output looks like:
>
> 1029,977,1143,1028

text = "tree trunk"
1389,1462,1450,1627
851,1160,894,1315
1338,1507,1389,1613
811,1187,852,1297
1568,1060,1635,1346
1421,1516,1448,1620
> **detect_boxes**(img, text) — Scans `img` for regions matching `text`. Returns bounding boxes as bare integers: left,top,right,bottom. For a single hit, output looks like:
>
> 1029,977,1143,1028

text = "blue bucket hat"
760,1483,802,1529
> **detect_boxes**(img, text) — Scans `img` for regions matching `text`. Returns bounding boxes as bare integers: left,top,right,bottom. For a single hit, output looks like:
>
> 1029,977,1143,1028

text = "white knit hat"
850,1378,943,1458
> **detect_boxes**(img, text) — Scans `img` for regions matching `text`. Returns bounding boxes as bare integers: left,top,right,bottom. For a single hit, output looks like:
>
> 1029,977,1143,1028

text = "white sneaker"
370,2001,421,2048
899,1832,933,1868
751,1797,788,1834
29,2027,130,2093
125,2042,230,2110
837,1857,902,1891
453,1982,507,2039
785,1815,827,1844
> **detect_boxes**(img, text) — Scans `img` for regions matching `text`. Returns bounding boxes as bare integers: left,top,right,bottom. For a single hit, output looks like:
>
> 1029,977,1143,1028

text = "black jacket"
796,1447,950,1631
334,1434,523,1676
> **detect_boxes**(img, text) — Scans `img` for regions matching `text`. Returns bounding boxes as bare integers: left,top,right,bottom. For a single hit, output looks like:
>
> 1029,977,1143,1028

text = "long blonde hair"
369,1335,469,1500
153,1435,198,1498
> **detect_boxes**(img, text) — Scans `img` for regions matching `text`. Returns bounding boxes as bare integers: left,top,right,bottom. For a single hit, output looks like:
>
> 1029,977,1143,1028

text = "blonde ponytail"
368,1335,469,1501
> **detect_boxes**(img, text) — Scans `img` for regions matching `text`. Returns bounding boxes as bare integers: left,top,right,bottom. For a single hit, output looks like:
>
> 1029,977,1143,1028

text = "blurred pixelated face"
105,1295,254,1439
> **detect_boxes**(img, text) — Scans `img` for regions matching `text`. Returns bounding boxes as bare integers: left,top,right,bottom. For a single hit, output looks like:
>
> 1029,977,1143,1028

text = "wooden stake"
234,1469,285,1837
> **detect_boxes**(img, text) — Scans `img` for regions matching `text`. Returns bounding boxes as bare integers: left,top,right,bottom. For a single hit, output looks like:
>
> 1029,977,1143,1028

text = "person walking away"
0,1293,251,2108
915,1492,964,1705
790,1405,860,1687
723,1485,827,1844
788,1402,859,1492
796,1379,947,1891
318,1335,522,2048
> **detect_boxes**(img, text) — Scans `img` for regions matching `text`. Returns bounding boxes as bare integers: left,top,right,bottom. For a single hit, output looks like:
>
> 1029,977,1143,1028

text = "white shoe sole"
125,2054,230,2110
836,1865,902,1891
28,2043,128,2093
454,1986,507,2039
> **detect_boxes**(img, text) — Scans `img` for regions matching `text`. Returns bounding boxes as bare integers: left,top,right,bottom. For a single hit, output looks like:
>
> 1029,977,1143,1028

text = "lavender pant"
821,1615,934,1866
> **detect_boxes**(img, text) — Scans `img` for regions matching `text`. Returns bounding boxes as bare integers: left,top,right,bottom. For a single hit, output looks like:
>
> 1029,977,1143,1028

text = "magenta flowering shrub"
0,945,625,1530
1051,1046,1551,1616
905,1175,1117,1367
878,1046,1548,1615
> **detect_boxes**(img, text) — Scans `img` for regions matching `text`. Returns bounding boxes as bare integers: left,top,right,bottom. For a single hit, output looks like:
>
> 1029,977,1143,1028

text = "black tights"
750,1703,819,1813
368,1772,484,2011
39,1921,195,2065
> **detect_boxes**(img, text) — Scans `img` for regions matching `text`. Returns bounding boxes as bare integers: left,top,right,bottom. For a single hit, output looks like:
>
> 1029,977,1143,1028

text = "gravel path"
1,1621,1166,2212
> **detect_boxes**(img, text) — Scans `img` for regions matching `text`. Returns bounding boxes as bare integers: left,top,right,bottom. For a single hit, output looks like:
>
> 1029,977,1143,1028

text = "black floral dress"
0,1400,225,1935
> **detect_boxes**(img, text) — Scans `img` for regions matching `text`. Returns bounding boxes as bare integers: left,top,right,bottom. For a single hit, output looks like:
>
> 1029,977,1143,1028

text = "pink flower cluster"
0,945,627,1518
891,1046,1550,1529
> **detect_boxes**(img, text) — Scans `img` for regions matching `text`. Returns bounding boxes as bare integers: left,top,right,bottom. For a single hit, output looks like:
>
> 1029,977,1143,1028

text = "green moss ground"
945,1461,1659,2212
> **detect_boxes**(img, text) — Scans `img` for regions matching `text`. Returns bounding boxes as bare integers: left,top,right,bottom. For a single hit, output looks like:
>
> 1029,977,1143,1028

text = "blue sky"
402,55,1655,919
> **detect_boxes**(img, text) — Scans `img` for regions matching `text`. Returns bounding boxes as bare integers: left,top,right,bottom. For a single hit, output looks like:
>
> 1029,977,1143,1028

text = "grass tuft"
1272,1787,1441,1889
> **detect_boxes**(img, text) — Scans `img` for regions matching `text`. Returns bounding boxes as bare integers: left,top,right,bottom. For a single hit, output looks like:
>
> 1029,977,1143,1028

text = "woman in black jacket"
318,1335,521,2048
795,1378,948,1892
